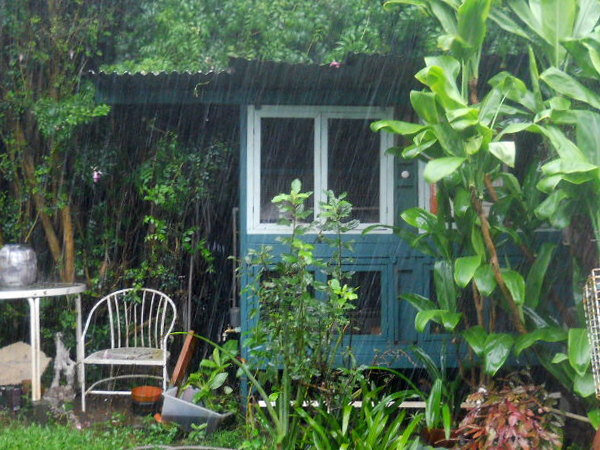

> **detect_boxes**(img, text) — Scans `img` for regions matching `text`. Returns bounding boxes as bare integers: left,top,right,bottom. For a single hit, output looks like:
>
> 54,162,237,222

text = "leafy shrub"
296,379,424,449
183,339,240,414
456,375,563,449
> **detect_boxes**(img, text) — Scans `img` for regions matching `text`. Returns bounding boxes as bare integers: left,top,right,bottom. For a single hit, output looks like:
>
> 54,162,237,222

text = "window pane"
349,271,382,335
260,118,314,223
328,119,380,223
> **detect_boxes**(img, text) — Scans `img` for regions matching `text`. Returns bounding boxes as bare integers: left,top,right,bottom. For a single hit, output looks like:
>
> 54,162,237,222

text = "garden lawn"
0,415,244,450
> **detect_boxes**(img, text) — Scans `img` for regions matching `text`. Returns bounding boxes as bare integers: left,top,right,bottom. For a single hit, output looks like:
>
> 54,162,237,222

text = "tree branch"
471,187,526,334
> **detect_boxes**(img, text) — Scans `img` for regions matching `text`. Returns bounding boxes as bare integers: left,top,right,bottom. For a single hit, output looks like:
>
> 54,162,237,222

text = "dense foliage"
374,0,600,434
104,0,437,72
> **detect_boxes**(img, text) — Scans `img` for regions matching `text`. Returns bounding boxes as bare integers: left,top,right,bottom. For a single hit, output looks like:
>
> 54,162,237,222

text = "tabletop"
0,282,86,300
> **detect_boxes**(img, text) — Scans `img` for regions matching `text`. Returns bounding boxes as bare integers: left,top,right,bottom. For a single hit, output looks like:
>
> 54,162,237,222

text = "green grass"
0,413,244,450
0,422,141,450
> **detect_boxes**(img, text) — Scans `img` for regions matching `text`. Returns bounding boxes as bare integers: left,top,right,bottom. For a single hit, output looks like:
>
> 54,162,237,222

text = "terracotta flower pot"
422,427,459,448
131,385,163,415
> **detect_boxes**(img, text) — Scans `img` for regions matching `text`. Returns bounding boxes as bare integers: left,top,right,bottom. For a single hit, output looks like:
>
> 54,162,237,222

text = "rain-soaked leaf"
370,119,426,135
514,327,567,356
402,293,436,312
463,325,487,357
574,372,595,398
424,157,466,183
474,264,496,296
210,372,229,390
484,333,514,376
552,353,568,364
454,255,481,288
401,207,438,231
489,141,515,167
502,269,525,305
569,328,591,376
588,409,600,429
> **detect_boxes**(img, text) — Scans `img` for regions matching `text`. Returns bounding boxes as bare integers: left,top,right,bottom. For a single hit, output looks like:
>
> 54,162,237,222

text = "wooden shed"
92,55,519,367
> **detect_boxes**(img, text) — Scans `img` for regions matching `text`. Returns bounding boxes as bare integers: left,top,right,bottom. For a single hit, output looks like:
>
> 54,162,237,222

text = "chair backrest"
83,288,177,349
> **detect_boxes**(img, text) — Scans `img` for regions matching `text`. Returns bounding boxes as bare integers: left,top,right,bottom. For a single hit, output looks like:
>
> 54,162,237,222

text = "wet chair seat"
80,288,177,412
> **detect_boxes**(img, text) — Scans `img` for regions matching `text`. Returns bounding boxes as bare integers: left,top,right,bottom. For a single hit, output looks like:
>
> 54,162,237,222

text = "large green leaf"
533,124,586,161
453,187,471,217
470,226,486,257
535,189,569,220
474,264,496,296
488,71,536,112
431,123,466,156
415,313,435,333
454,255,481,287
410,90,442,124
542,158,598,176
541,67,600,109
423,157,466,183
588,409,600,429
401,207,438,231
514,327,567,356
539,0,576,66
425,379,443,429
506,0,576,66
562,36,600,78
209,371,229,390
573,0,600,37
552,110,600,165
568,328,591,377
502,269,525,305
370,120,426,136
489,7,531,41
574,372,596,398
484,333,514,376
462,325,487,357
402,293,437,312
552,352,568,364
528,45,544,110
496,122,534,140
429,1,459,35
448,107,480,131
403,136,438,159
434,260,457,312
506,0,542,41
415,309,462,332
417,60,465,109
424,55,461,81
536,174,563,193
524,242,556,307
489,141,516,167
455,0,492,60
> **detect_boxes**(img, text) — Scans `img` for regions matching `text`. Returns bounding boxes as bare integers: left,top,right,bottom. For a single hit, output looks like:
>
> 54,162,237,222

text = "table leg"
75,294,83,388
27,297,41,401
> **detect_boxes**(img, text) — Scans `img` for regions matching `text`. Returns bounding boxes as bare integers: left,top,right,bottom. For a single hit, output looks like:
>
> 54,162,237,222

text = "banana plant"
490,0,600,69
373,0,587,382
489,0,600,259
385,0,492,99
372,54,569,378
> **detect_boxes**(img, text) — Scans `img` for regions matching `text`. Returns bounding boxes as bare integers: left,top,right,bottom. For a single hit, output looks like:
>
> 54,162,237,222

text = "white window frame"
247,105,394,234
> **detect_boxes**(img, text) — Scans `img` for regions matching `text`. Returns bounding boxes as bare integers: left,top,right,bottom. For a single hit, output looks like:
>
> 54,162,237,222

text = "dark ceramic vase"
0,244,37,287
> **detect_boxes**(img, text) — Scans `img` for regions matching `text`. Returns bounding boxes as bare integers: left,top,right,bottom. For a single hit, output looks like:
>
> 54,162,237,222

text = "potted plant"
161,339,238,432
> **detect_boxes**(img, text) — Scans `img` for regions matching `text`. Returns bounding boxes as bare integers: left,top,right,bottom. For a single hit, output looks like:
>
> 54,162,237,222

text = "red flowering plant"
456,374,563,449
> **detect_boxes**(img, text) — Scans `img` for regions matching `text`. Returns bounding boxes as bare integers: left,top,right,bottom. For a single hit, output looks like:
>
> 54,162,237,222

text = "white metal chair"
80,288,177,411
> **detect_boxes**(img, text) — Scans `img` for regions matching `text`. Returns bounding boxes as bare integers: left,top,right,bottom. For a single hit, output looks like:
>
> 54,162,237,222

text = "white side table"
0,282,86,401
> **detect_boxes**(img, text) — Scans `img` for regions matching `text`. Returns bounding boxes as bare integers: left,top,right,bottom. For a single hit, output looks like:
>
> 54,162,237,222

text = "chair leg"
81,364,86,412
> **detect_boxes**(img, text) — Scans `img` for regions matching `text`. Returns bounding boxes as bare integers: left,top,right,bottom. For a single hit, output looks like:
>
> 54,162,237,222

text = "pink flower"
329,61,342,69
92,169,103,183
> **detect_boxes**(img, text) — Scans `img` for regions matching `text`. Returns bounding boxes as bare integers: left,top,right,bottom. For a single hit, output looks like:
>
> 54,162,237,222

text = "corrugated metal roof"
90,54,421,106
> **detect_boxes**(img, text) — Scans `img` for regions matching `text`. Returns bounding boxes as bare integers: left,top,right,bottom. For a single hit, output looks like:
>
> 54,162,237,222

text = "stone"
0,341,50,385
